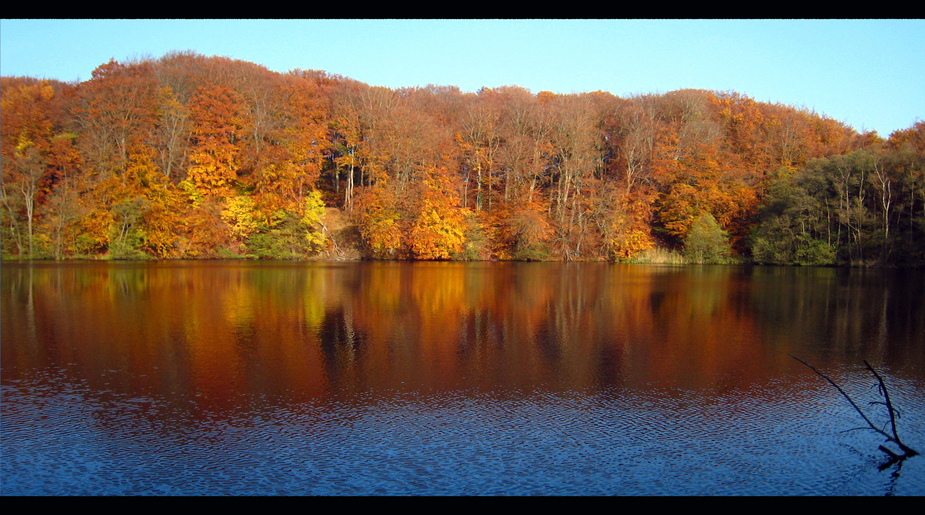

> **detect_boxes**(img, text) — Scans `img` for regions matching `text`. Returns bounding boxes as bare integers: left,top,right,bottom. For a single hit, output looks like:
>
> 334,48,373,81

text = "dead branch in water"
789,354,919,467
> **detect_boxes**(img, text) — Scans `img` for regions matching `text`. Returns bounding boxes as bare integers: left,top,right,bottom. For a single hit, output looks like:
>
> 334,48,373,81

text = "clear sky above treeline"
2,19,922,138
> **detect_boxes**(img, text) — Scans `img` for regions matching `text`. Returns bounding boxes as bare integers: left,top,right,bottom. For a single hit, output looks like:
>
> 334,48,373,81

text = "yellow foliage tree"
410,199,466,260
221,196,262,242
409,169,466,260
300,189,329,252
356,182,404,259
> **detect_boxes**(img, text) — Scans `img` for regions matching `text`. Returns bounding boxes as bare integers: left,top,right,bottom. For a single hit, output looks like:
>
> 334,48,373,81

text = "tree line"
2,51,923,265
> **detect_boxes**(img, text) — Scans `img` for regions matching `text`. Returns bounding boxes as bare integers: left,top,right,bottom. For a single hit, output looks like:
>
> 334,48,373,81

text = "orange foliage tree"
0,77,67,256
355,180,405,259
185,83,246,198
655,141,758,250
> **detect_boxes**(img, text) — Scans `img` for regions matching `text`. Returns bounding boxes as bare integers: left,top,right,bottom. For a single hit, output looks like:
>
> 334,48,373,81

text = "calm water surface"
2,261,924,495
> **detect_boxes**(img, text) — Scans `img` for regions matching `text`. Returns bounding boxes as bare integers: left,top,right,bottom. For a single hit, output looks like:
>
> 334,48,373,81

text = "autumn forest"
2,51,924,265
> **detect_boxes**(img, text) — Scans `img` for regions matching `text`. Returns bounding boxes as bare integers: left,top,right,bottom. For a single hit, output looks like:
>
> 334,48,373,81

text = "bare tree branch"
863,360,917,458
789,354,919,462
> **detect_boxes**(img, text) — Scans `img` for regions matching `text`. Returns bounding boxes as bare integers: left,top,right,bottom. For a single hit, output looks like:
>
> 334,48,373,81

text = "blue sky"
2,19,923,137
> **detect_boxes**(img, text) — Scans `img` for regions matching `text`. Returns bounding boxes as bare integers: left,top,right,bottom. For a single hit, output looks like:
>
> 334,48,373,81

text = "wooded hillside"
3,52,923,265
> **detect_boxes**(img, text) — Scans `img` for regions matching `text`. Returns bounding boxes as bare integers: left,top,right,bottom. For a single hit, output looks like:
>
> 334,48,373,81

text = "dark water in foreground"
2,261,924,495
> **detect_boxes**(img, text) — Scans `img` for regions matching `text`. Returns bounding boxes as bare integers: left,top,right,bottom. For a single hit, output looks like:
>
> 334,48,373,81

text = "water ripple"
4,373,925,495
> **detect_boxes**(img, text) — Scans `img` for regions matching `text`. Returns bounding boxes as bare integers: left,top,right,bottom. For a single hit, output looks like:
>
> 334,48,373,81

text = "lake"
2,260,924,495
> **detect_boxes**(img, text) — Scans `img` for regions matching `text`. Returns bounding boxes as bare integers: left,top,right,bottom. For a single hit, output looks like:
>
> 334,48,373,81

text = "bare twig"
863,360,918,458
789,354,919,462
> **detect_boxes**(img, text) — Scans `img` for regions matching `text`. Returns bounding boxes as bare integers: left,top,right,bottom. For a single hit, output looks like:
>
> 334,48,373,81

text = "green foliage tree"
749,172,837,265
683,212,730,264
108,196,151,259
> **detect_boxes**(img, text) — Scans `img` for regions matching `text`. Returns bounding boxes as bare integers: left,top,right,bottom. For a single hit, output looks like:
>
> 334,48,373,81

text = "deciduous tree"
186,83,246,198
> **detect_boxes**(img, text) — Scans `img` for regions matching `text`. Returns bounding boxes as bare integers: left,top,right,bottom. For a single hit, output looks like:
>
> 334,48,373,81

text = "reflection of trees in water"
4,262,923,412
318,306,366,390
749,267,925,370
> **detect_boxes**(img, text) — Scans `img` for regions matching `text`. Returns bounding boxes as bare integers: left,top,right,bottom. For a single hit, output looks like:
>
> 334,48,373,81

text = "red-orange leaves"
186,84,246,197
656,142,757,248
